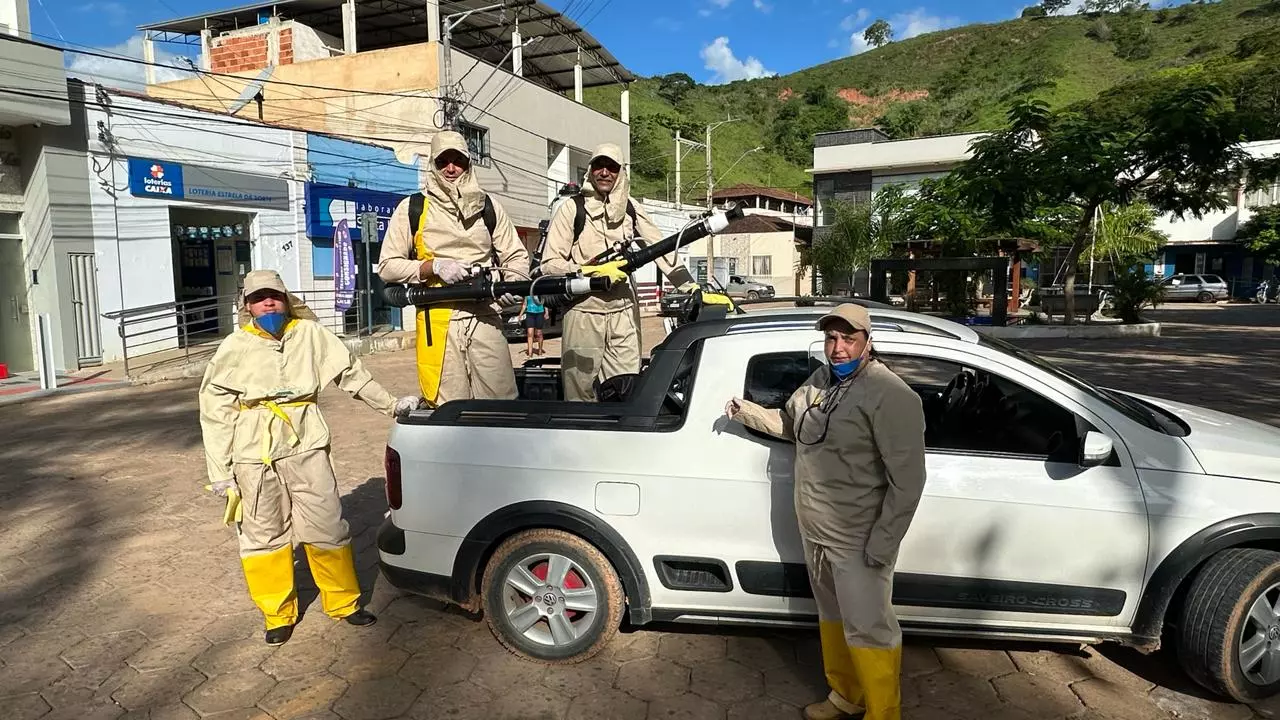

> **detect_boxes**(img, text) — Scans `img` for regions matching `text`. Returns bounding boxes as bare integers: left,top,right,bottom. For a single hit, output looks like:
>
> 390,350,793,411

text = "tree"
1039,0,1072,13
1091,202,1168,266
1239,205,1280,266
771,86,848,166
864,20,893,49
957,74,1279,323
810,189,904,294
1022,5,1048,18
1083,0,1141,12
656,73,696,105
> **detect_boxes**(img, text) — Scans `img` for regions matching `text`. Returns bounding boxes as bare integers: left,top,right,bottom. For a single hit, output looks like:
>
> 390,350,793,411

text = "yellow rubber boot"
240,546,298,630
304,543,361,619
849,645,902,720
804,621,864,720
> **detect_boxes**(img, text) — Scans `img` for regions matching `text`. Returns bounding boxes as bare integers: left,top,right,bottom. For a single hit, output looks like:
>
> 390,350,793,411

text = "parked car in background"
1160,274,1229,303
658,282,713,317
724,275,775,300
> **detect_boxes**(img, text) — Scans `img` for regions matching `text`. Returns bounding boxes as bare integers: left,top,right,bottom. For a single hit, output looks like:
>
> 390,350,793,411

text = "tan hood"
235,269,316,326
583,143,632,223
425,130,486,219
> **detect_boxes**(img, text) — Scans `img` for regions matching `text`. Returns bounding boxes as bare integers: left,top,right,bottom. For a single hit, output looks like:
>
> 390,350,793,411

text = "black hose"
383,275,612,308
587,205,746,269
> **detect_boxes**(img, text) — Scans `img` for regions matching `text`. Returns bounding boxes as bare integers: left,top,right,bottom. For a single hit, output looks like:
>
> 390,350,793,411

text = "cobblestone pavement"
3,304,1280,720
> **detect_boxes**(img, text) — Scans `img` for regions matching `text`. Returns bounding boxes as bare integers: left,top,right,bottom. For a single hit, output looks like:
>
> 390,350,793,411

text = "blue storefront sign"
304,183,408,243
126,157,291,211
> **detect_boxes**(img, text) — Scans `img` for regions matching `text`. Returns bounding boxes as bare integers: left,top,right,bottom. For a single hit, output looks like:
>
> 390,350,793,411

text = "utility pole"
674,130,703,211
440,2,506,129
703,116,740,286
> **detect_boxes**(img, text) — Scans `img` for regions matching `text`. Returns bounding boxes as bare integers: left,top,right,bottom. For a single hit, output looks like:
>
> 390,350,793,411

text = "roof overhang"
139,0,634,92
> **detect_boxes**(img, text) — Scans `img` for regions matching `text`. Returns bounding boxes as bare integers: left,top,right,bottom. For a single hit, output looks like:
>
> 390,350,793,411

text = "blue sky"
35,0,1049,88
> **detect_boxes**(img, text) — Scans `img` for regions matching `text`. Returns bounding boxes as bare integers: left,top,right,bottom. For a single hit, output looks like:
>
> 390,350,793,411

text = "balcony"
0,38,69,126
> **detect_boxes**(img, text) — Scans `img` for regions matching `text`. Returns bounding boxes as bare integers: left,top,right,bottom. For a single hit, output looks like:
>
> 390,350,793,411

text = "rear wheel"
480,529,624,663
1197,291,1215,303
1177,548,1280,701
747,290,760,300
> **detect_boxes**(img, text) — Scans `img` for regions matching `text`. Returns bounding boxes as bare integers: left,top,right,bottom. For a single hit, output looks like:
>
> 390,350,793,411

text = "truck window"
744,352,813,409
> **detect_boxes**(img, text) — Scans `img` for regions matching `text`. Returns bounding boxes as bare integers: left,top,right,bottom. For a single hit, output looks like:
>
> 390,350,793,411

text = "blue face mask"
831,357,862,381
255,311,288,337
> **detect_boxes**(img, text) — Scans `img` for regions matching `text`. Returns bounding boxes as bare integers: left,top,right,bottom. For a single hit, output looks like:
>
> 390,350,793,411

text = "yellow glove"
700,291,736,310
581,260,629,283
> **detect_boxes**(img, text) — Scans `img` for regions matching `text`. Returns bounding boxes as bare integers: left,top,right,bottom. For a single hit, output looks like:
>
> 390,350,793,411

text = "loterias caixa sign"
127,158,291,212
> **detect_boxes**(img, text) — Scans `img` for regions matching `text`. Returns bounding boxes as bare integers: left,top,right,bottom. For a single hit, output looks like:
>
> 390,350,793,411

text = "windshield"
978,335,1187,436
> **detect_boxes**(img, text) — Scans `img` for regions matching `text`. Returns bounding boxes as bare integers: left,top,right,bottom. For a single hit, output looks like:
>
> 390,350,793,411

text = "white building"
0,0,76,377
810,128,1280,295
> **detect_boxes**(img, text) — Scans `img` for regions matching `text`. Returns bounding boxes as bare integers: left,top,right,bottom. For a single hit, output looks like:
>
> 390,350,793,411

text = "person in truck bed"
198,270,420,646
725,303,927,720
377,130,528,408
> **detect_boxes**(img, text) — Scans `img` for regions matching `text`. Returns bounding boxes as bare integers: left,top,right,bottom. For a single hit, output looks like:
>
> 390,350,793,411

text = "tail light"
384,446,402,510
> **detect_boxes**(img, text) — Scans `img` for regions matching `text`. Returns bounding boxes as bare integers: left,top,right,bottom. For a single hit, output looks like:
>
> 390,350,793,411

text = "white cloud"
698,7,713,16
700,36,775,84
846,7,960,55
66,36,196,91
753,0,774,12
840,8,871,31
710,0,734,7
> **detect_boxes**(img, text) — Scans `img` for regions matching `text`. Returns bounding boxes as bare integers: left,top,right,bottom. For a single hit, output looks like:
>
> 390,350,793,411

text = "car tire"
1197,291,1215,303
1177,548,1280,702
480,528,624,664
747,291,760,300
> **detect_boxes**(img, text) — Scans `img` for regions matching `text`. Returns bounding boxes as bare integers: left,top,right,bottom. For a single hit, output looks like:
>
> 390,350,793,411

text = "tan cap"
589,142,625,166
242,269,288,297
816,303,872,333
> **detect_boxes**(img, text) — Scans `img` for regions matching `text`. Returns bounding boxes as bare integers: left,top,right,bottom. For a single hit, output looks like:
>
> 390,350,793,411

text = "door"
0,237,33,372
68,252,102,367
876,343,1149,629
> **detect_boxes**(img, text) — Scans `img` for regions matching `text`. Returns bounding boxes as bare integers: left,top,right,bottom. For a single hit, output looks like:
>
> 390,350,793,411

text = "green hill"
583,0,1280,201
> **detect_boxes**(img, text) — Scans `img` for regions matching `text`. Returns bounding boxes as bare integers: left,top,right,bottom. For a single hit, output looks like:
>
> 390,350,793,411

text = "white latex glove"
431,258,470,284
724,397,743,420
496,293,519,307
209,479,235,498
394,395,423,417
678,281,700,293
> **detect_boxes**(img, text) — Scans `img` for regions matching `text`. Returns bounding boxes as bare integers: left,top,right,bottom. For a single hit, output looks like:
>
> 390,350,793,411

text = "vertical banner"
334,219,356,312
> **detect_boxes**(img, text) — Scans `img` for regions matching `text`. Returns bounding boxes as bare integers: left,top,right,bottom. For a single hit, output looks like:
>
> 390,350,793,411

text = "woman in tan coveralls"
200,270,419,646
725,303,927,720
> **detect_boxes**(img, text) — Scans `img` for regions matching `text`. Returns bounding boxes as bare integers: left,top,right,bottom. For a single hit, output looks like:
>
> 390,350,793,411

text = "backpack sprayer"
381,203,746,310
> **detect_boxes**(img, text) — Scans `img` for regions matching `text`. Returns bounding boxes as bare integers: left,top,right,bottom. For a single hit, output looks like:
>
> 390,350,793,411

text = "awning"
140,0,635,92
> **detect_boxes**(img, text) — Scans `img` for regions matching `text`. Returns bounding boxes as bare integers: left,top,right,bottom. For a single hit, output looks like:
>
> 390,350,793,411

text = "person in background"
524,294,546,356
199,270,420,646
724,303,927,720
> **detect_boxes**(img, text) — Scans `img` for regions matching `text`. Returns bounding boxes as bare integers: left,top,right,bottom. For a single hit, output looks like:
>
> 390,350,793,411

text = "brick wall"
209,33,269,74
280,28,293,65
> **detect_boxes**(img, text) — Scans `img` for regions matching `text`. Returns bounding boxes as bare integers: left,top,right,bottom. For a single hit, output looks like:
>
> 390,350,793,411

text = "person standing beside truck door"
378,130,529,407
724,303,927,720
199,270,421,646
538,143,728,401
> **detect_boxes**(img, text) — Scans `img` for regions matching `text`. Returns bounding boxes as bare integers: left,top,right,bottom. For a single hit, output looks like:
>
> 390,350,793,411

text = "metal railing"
101,288,385,379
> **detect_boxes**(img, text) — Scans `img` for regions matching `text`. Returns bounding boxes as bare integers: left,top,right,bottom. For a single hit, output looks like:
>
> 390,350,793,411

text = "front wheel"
747,291,760,300
480,529,624,663
1177,548,1280,701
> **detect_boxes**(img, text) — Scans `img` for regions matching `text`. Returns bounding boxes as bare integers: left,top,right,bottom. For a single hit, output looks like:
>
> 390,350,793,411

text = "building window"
752,256,772,277
457,122,491,167
1245,181,1279,209
814,171,871,226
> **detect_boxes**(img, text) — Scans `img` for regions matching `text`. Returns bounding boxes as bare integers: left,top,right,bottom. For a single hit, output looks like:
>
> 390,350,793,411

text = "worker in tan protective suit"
378,131,529,407
199,270,420,646
540,143,721,401
725,304,927,720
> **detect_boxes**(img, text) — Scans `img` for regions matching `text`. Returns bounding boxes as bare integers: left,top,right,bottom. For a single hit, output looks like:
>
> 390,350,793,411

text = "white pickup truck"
377,299,1280,703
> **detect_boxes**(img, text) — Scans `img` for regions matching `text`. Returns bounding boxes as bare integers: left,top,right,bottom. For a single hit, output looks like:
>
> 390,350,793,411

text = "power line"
1,33,443,100
0,85,586,199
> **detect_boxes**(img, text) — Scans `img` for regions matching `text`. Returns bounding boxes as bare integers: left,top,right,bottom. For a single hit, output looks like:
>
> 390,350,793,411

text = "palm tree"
1090,201,1169,270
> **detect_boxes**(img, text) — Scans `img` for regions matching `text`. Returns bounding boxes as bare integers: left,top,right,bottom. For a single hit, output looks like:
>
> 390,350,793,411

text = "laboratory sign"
127,157,291,211
304,183,408,243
